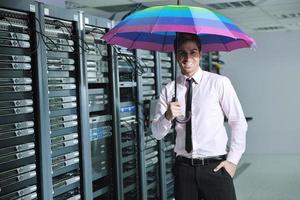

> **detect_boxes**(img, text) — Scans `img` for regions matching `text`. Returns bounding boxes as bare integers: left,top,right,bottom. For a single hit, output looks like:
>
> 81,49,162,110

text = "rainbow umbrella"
102,5,256,52
103,4,255,123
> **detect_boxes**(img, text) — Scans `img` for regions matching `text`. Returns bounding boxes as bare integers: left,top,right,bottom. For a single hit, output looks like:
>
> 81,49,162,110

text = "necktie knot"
186,78,193,84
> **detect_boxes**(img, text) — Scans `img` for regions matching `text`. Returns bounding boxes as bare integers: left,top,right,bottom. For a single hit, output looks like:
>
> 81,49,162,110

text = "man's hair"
173,32,202,53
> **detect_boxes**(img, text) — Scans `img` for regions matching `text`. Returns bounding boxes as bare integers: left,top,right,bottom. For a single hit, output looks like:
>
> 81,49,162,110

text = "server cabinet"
136,49,160,200
0,1,40,199
83,14,115,200
202,52,222,74
115,46,140,200
157,52,176,200
210,52,222,74
39,3,91,199
201,52,210,72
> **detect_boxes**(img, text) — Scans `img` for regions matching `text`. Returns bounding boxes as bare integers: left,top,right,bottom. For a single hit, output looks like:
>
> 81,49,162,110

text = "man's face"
176,41,201,77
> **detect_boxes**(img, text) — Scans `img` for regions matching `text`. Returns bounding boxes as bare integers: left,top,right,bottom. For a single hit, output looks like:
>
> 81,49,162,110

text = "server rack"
82,14,115,200
0,1,39,199
116,46,139,200
202,52,224,74
42,5,80,200
201,52,210,72
136,49,160,200
156,52,176,200
202,52,223,73
210,52,223,74
39,3,91,199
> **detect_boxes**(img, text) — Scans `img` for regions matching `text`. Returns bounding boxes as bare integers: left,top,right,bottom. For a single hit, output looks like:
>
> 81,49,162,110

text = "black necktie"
185,79,193,153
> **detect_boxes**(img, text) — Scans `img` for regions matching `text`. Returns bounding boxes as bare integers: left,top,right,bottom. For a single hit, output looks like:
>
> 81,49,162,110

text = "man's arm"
214,76,248,177
151,86,172,140
219,77,248,165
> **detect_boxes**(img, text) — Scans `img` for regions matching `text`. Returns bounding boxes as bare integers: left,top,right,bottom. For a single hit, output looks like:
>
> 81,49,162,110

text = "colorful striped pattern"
103,5,256,52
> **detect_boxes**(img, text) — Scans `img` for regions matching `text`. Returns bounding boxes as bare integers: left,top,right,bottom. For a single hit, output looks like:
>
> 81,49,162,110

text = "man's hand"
165,101,181,121
214,160,237,178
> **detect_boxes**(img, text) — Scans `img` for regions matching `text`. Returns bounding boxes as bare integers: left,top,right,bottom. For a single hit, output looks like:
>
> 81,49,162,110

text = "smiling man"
151,33,247,200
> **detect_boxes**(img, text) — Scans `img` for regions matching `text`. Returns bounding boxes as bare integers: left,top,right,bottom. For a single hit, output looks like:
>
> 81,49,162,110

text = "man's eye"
179,52,186,57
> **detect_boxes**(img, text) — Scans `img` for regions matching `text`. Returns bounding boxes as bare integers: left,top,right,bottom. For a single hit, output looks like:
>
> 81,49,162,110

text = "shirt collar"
179,68,203,85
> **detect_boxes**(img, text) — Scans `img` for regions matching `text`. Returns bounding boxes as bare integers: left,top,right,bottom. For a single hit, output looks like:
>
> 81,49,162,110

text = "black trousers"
174,158,237,200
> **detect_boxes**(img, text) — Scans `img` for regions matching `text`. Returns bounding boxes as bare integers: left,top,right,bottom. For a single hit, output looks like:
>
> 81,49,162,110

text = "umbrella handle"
175,111,191,123
172,97,191,124
172,96,177,102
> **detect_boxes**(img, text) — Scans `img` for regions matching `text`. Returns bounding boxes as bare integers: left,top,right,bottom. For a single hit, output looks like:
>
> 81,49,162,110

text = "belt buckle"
191,158,195,166
200,158,204,166
191,158,204,166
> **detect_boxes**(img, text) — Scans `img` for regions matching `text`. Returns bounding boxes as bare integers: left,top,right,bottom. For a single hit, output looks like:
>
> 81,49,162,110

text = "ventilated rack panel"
44,17,81,199
0,7,38,200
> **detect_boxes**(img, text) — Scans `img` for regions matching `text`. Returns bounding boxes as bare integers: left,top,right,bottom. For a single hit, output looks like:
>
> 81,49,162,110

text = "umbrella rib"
219,35,230,52
212,12,236,39
241,38,252,48
129,32,143,50
162,31,168,52
150,6,165,33
188,7,198,34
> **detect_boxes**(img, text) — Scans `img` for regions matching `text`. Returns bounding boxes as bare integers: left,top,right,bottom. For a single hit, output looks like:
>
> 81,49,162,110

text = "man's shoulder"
203,71,230,83
165,80,175,88
161,80,175,93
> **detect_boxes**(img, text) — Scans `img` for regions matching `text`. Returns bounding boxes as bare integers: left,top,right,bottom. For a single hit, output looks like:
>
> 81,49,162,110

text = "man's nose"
184,53,193,60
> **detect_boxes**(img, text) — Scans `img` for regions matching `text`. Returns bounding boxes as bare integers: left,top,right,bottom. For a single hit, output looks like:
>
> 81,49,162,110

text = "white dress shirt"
151,68,247,165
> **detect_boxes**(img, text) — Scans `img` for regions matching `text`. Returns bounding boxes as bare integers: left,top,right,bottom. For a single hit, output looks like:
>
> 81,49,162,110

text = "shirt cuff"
226,152,242,165
161,113,172,127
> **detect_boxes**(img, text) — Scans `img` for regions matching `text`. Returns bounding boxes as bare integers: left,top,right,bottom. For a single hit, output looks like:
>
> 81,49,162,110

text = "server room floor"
234,154,300,200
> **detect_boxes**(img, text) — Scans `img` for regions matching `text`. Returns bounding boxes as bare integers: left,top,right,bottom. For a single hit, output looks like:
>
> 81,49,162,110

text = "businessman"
151,33,247,200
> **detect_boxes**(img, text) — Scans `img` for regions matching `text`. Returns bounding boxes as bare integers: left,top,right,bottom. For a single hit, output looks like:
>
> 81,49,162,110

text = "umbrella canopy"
102,5,256,52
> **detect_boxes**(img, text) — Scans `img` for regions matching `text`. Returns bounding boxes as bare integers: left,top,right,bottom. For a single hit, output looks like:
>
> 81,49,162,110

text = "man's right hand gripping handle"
165,101,181,121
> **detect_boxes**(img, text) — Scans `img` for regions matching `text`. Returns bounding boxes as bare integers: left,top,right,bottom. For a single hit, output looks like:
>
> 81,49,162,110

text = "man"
151,33,247,200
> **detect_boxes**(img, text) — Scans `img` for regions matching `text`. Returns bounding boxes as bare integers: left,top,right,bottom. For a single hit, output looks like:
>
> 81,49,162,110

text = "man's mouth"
183,61,193,68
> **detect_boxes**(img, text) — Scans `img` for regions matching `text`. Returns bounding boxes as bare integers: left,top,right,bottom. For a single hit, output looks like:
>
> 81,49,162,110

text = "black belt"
176,155,226,166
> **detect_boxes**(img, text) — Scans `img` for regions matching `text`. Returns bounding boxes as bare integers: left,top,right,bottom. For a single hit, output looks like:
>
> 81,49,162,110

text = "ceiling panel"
65,0,300,32
67,0,134,7
193,0,252,4
256,0,300,6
